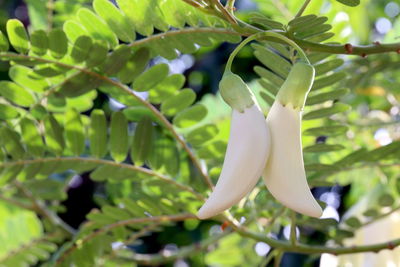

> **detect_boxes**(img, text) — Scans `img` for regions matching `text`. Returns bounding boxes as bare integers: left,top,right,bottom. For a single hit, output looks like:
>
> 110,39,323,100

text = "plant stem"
225,0,236,13
295,0,312,18
289,212,297,246
1,157,205,201
127,230,231,265
232,223,400,255
210,0,237,24
258,250,277,267
56,213,197,264
13,181,77,235
225,31,310,73
274,250,283,267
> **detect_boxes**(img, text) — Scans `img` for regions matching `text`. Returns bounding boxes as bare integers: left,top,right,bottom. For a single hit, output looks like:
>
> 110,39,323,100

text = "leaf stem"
225,0,236,13
225,31,310,73
289,211,297,246
274,250,283,267
295,0,312,18
13,181,77,235
56,213,197,264
1,157,205,201
46,0,54,32
209,0,237,24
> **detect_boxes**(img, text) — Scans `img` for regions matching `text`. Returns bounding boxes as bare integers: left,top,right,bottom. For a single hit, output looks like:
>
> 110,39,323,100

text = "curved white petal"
263,101,322,218
197,104,270,219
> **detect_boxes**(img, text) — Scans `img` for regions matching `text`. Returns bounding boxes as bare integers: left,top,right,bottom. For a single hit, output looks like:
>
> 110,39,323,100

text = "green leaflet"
173,104,208,128
0,127,25,160
77,8,118,48
65,109,85,156
85,42,109,68
58,72,103,98
18,161,43,181
6,19,30,54
117,47,150,84
48,28,68,59
33,63,69,78
131,116,154,166
149,74,185,104
132,64,169,92
91,164,150,182
0,103,19,120
10,65,49,93
93,0,136,43
43,114,65,155
110,111,129,162
334,148,368,166
378,193,394,207
303,125,348,136
186,124,218,147
123,106,159,122
30,104,47,120
70,35,92,63
364,141,400,162
100,44,132,75
288,15,317,28
63,20,89,43
253,43,291,79
31,30,49,56
116,0,154,36
254,65,284,89
160,0,186,29
0,81,35,107
303,103,350,120
303,143,345,153
314,59,344,76
312,72,347,91
0,165,24,185
306,88,350,105
0,30,9,52
90,109,108,159
148,130,179,177
336,0,360,7
161,88,196,117
20,118,44,157
249,13,284,30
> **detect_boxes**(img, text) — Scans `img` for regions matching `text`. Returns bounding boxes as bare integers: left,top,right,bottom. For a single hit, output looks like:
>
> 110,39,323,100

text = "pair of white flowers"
197,62,323,220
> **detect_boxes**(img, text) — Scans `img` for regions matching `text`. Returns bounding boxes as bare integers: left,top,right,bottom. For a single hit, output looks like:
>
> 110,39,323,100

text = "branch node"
388,242,395,250
344,43,353,54
221,221,229,231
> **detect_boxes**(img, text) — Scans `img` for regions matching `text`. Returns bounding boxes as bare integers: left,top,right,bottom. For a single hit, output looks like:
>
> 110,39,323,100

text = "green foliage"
0,0,398,265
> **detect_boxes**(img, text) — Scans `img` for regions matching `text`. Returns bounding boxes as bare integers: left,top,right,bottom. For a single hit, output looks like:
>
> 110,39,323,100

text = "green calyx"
276,62,315,110
219,71,255,113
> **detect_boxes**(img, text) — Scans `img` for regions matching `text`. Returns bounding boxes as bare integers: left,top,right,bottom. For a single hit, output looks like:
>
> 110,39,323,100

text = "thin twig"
0,157,205,201
210,0,237,24
124,230,231,265
56,213,196,265
274,250,283,267
0,194,35,211
225,0,236,14
46,0,54,32
13,181,77,235
295,0,312,18
362,206,400,228
289,212,297,246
